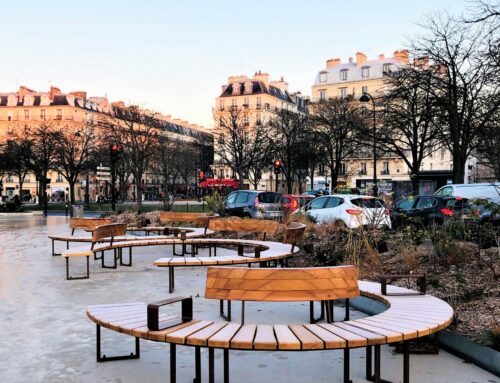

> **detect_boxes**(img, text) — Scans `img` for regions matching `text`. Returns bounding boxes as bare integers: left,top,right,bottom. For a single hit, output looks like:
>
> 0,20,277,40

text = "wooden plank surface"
208,218,279,235
274,325,301,350
187,322,228,346
207,323,241,348
289,325,324,350
253,325,277,350
230,325,257,349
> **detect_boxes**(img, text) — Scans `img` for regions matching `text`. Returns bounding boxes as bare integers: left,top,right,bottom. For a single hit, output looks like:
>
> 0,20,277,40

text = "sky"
1,0,471,128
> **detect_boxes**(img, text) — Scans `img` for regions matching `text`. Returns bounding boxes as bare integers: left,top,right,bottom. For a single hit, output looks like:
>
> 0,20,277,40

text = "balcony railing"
381,169,390,175
358,170,367,175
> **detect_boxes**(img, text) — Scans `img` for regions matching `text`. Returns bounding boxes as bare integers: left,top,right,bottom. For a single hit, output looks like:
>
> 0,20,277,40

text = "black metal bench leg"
52,239,61,256
345,298,350,320
194,346,201,383
366,346,372,381
403,341,410,383
374,345,381,383
120,247,133,267
96,324,140,362
168,267,175,294
101,250,117,269
209,348,215,383
224,349,229,383
66,256,90,280
220,300,231,321
170,344,176,383
309,301,326,324
344,348,352,383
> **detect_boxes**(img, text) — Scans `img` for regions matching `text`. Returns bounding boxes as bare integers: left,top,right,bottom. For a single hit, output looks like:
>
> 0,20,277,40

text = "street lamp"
359,92,378,196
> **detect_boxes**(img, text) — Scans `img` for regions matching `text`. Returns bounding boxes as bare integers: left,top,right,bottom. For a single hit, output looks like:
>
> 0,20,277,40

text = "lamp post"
359,92,378,196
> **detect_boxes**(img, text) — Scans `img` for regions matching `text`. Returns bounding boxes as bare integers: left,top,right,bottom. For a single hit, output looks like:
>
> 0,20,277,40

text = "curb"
351,296,500,377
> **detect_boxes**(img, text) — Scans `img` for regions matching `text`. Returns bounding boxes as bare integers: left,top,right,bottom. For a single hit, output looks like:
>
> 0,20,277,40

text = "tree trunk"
286,175,293,194
68,180,76,205
452,154,466,184
135,179,143,212
18,178,24,201
410,172,419,194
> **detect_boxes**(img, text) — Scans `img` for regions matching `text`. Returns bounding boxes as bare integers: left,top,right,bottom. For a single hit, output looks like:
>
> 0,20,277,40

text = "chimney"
414,55,429,68
348,57,353,64
269,76,288,92
70,91,87,99
356,52,367,65
49,86,61,100
378,54,385,60
253,71,269,88
326,58,341,68
393,49,409,64
18,85,35,99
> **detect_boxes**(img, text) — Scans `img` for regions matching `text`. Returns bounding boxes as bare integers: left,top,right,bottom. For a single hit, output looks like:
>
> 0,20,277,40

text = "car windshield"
351,198,385,208
258,193,282,203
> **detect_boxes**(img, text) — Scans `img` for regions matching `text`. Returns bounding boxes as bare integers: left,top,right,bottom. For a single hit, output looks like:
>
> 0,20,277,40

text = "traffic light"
110,144,122,164
273,160,282,175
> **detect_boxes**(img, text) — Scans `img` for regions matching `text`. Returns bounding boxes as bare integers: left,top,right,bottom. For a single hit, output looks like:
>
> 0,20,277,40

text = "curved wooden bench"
86,274,453,383
48,217,112,256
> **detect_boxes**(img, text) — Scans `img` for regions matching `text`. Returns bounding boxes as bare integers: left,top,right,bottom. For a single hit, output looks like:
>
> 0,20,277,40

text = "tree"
267,110,310,193
100,105,161,212
309,97,363,191
53,124,96,205
379,64,441,193
214,107,252,188
245,122,272,190
154,136,181,209
475,110,500,180
411,13,500,183
1,139,31,200
22,124,60,215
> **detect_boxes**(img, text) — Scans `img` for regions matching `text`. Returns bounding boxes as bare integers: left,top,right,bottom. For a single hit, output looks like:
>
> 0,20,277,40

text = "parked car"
224,190,283,219
434,183,500,203
302,194,391,229
301,189,329,198
391,195,472,228
282,194,314,214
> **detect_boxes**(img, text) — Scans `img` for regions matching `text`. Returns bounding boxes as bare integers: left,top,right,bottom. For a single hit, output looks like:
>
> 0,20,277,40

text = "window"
382,161,389,174
351,198,384,208
219,169,225,179
383,63,392,74
56,109,62,119
319,90,326,101
308,197,328,210
243,98,249,107
436,186,453,196
340,88,347,99
319,72,327,83
325,197,343,208
24,110,30,120
256,97,261,109
256,113,262,124
340,69,348,81
361,86,368,96
441,148,446,160
40,109,46,120
397,197,414,210
235,192,249,204
360,162,367,175
6,175,14,182
231,99,237,109
226,192,237,204
339,163,346,175
361,66,370,78
219,100,225,111
415,197,437,209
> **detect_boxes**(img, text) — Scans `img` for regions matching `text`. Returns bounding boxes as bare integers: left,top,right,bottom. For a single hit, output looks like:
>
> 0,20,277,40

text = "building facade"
0,86,212,202
311,51,455,194
213,71,306,191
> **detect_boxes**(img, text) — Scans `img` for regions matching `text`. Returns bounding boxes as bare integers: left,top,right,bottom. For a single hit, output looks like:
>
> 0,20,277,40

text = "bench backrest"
92,223,127,244
69,217,112,232
205,266,360,302
283,222,306,251
159,212,209,225
208,218,279,237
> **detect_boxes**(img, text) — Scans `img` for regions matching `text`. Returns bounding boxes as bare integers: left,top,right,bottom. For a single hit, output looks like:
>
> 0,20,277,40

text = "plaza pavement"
0,215,497,383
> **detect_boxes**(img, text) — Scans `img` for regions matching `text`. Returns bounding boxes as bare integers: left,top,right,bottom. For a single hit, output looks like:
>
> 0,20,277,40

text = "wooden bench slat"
303,324,347,348
207,323,241,348
332,323,386,345
289,325,324,350
187,322,229,346
317,323,368,348
253,325,277,350
342,322,403,343
356,318,419,339
166,321,214,344
274,325,301,350
230,324,257,349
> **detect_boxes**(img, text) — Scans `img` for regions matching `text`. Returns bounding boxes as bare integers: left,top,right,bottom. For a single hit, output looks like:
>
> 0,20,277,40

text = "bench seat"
86,282,453,351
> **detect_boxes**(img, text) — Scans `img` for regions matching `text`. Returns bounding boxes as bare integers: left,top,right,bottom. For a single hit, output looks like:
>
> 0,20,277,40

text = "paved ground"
0,215,498,383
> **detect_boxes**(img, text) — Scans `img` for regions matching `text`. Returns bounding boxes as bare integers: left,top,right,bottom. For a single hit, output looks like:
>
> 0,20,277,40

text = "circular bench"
86,280,453,383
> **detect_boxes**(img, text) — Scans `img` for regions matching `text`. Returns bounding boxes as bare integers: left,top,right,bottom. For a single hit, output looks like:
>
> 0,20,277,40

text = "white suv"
303,194,391,229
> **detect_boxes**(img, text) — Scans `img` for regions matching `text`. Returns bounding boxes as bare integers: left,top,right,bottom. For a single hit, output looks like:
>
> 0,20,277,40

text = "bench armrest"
147,296,193,331
379,274,426,296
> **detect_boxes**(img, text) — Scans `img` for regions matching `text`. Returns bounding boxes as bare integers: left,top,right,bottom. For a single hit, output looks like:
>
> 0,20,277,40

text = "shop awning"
199,178,239,189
